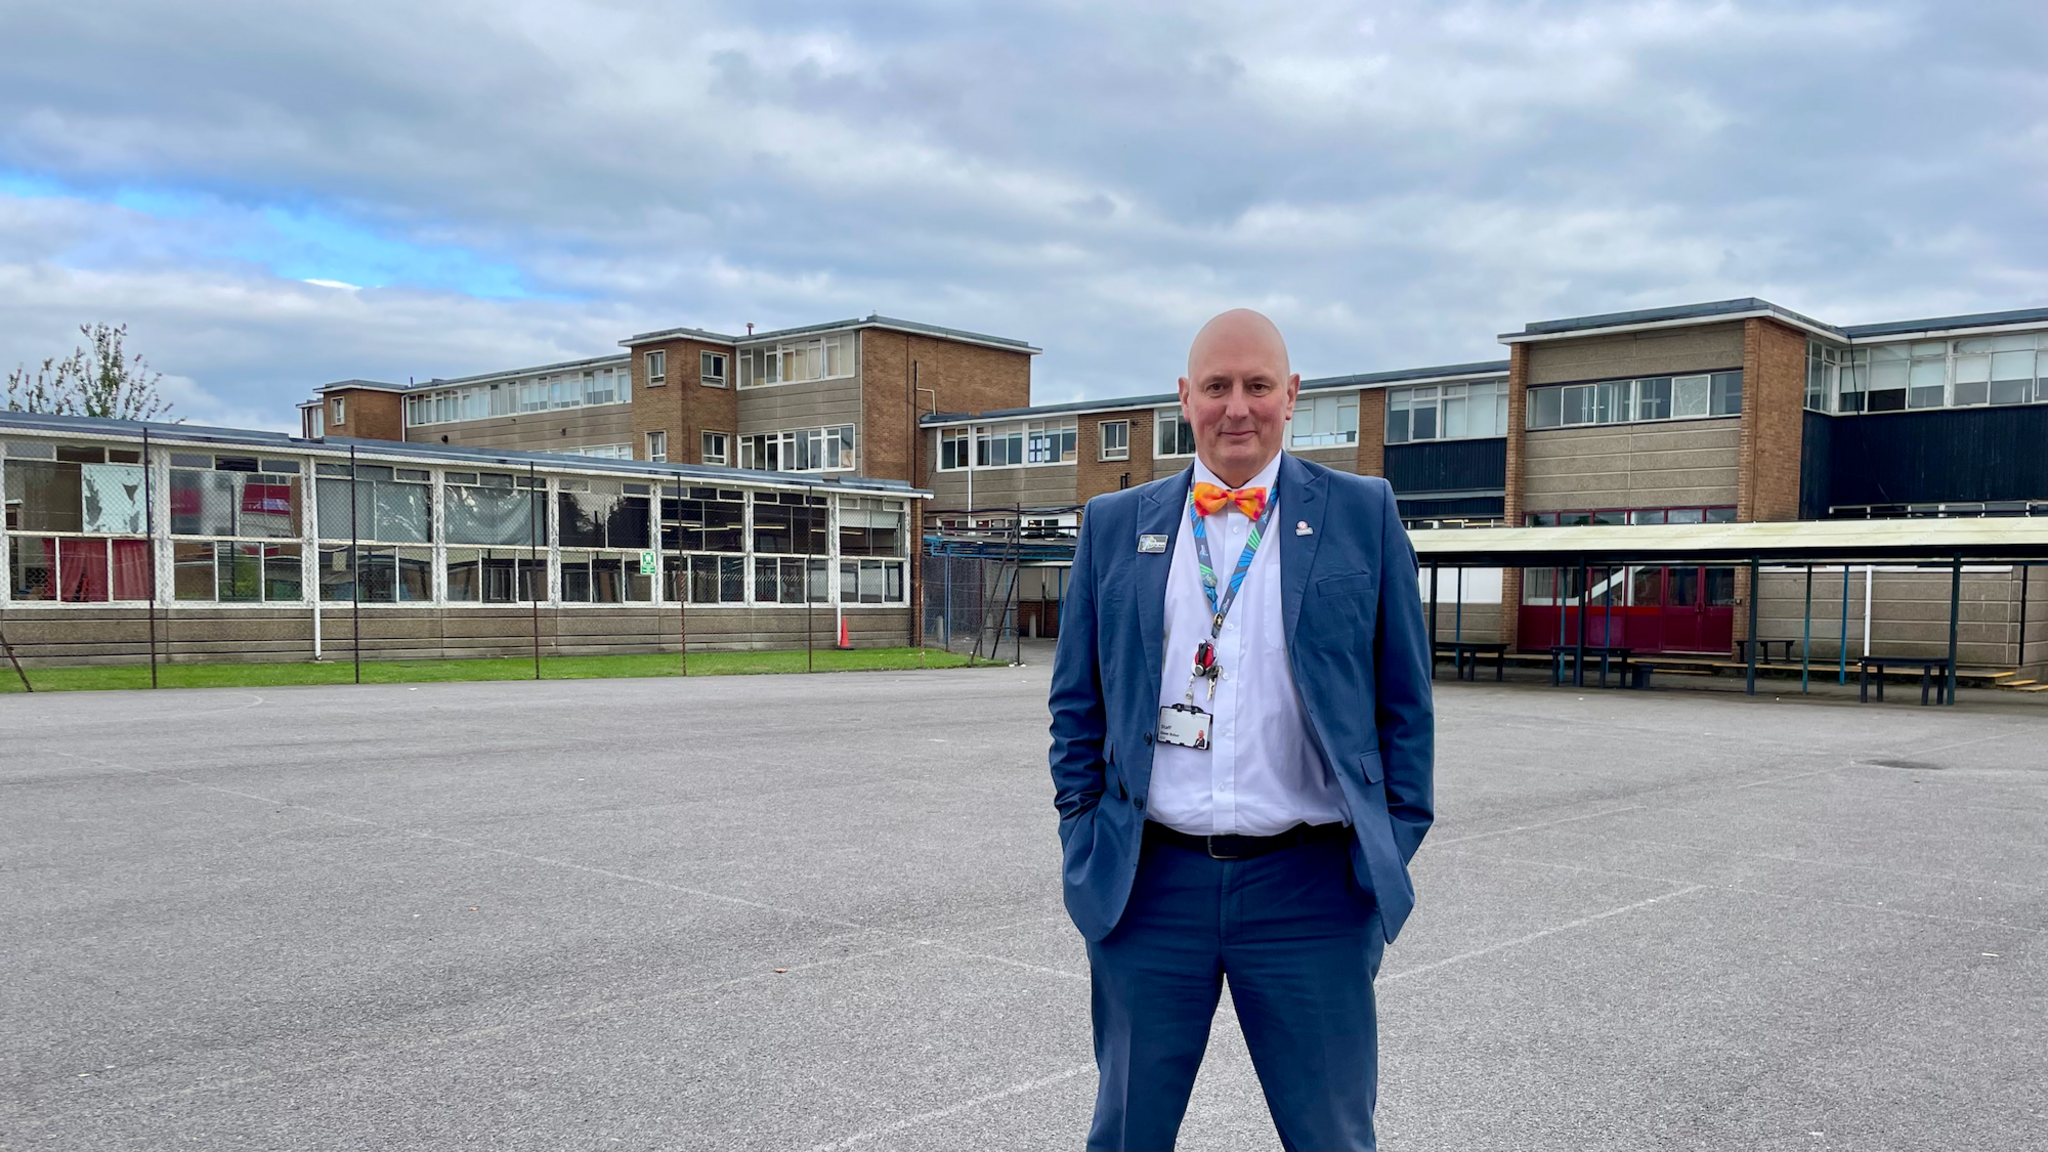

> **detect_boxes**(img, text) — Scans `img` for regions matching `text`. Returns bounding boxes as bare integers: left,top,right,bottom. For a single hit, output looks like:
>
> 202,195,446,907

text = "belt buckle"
1205,835,1240,861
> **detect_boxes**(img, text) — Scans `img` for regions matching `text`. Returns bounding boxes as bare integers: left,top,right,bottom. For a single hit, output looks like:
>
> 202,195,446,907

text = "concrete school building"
921,298,2048,676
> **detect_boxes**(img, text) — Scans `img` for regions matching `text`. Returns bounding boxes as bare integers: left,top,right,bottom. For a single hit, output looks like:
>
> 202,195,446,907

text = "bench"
1859,655,1955,706
1734,638,1800,664
1434,641,1507,682
1548,645,1635,689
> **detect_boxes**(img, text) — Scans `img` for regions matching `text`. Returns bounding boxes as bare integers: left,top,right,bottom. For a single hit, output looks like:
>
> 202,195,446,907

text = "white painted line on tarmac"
808,1063,1095,1151
1381,884,1708,984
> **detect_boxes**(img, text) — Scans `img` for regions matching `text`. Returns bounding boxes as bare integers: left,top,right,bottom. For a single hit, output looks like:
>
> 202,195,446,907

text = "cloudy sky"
2,0,2044,429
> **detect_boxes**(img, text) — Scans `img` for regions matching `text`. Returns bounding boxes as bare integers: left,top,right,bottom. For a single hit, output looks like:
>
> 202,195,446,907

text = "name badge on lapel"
1138,534,1168,554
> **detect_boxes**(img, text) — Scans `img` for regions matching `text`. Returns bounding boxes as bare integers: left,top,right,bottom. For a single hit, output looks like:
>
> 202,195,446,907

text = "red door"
1657,566,1739,653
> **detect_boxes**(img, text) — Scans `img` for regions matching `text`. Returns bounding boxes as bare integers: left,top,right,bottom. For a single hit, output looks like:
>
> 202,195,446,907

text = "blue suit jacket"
1048,454,1435,944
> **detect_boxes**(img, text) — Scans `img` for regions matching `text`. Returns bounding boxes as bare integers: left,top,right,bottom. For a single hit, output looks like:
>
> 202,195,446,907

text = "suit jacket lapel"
1279,453,1330,644
1137,467,1192,689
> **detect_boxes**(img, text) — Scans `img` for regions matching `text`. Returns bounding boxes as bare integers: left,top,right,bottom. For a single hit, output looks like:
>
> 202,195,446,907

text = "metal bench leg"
1920,667,1930,706
1860,665,1868,703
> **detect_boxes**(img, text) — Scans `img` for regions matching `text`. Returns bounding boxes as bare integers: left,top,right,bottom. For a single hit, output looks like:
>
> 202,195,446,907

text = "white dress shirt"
1149,452,1351,837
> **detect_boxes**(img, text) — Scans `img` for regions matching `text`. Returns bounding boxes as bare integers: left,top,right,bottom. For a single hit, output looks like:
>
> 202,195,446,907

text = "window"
738,425,855,472
5,446,154,602
661,485,746,604
1526,372,1740,430
1291,393,1359,448
331,397,346,425
977,423,1026,467
1806,341,1842,412
839,497,906,558
646,431,667,463
561,444,633,460
1816,335,2045,414
737,332,856,388
700,351,727,387
1155,410,1196,457
305,407,325,438
939,429,970,470
1387,381,1508,444
701,431,729,467
1026,419,1078,464
1099,420,1129,461
314,462,432,604
751,492,830,604
646,349,666,386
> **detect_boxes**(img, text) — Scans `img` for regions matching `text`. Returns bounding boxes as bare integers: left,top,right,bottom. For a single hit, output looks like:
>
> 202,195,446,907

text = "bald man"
1048,310,1434,1150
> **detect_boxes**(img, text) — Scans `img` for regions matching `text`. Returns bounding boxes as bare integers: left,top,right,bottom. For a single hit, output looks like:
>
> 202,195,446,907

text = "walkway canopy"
1406,517,2048,700
1409,517,2048,568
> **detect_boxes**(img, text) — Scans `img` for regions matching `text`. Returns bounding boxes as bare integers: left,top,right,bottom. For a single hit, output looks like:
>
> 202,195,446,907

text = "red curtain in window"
57,538,110,602
111,538,152,600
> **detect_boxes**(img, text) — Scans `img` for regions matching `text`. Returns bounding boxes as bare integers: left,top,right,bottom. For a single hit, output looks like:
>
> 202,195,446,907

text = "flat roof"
1504,297,2048,347
1410,517,2048,566
0,410,927,497
918,359,1508,427
621,313,1040,355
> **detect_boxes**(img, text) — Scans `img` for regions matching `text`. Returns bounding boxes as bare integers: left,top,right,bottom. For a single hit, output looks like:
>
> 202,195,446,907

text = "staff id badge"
1157,702,1212,750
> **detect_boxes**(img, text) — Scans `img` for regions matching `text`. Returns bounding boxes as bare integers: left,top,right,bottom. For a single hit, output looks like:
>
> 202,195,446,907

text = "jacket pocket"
1317,571,1377,598
1357,748,1385,785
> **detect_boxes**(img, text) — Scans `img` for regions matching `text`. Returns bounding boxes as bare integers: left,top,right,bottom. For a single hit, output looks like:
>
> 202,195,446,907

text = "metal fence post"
1744,556,1760,696
529,461,541,680
350,444,361,685
1946,555,1961,705
143,426,158,688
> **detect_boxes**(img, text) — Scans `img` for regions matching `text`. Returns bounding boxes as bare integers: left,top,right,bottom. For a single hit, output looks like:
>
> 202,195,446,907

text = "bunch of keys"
1191,639,1220,701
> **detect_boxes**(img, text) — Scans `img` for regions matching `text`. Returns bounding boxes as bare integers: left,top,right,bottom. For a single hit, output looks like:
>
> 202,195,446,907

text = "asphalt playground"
2,661,2043,1150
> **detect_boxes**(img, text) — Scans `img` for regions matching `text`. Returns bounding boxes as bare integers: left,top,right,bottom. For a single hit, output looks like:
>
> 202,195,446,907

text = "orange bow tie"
1192,482,1268,519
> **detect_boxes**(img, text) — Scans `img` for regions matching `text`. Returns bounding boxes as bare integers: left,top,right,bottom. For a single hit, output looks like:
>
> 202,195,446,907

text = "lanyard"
1188,487,1276,641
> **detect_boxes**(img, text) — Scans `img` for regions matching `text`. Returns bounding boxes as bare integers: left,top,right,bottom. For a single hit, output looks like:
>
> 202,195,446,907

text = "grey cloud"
1,0,2046,423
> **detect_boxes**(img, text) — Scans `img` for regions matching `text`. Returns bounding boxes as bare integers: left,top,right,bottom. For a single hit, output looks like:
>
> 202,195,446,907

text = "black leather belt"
1143,820,1349,861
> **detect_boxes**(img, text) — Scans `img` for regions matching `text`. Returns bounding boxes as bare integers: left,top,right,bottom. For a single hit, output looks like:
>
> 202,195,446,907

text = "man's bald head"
1187,308,1290,381
1177,309,1300,487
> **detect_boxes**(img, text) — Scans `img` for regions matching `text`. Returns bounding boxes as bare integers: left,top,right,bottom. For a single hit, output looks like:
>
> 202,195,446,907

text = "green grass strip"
0,646,985,694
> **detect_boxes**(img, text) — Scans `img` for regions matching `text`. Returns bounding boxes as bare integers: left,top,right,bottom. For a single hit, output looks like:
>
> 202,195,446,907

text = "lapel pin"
1138,534,1169,553
1295,521,1313,536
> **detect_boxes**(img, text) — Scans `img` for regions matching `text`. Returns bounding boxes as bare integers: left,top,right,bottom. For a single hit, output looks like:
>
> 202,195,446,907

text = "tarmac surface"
2,662,2044,1150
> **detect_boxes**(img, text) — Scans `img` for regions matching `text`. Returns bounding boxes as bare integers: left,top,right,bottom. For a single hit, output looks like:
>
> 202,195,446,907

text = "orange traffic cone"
837,617,852,649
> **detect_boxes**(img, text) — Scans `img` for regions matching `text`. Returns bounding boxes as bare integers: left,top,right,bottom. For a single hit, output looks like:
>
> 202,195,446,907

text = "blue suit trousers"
1085,831,1385,1151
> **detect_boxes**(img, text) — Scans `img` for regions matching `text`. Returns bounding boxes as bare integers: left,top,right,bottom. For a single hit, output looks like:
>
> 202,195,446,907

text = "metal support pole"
1575,562,1588,687
529,461,541,680
0,625,30,692
1801,564,1813,694
1946,555,1961,706
350,444,361,685
1428,562,1440,680
143,426,158,688
1745,556,1760,696
1013,504,1023,666
1838,563,1851,684
1454,566,1464,644
2018,564,2030,670
677,551,688,679
806,488,815,673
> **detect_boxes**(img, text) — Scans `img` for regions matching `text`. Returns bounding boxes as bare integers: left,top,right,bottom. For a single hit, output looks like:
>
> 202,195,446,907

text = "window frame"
1154,410,1196,458
1098,419,1130,462
645,349,667,387
1525,372,1742,431
701,431,729,467
331,397,346,425
645,430,667,463
700,351,728,388
1386,380,1508,445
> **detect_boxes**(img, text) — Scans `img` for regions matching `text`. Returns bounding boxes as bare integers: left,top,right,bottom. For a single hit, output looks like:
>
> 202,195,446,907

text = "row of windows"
1387,381,1508,443
404,365,630,428
937,419,1081,470
2,444,909,606
643,349,729,388
1806,335,2048,414
737,333,856,388
1524,506,1738,527
738,424,856,473
1527,372,1743,430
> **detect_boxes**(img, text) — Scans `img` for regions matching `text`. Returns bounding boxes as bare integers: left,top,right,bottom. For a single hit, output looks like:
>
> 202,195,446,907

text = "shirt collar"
1192,450,1285,495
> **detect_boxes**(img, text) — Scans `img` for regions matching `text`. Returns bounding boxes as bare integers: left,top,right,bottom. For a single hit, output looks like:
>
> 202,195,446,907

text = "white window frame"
645,431,667,463
736,333,857,389
1025,418,1078,465
938,428,970,471
645,349,666,386
1098,419,1129,462
331,397,346,426
1524,373,1740,432
700,351,728,388
701,431,729,467
1154,410,1195,458
975,423,1026,469
1386,381,1507,444
1289,392,1360,449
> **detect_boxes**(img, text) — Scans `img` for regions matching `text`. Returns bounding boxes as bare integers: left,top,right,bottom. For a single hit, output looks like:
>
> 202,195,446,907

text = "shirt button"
1134,797,1145,810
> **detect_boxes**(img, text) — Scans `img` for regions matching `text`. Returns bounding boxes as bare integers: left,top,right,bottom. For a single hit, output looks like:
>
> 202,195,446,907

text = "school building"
5,298,2046,676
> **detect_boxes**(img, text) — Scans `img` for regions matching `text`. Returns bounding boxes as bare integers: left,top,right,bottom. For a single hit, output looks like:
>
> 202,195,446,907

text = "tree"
6,323,176,421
